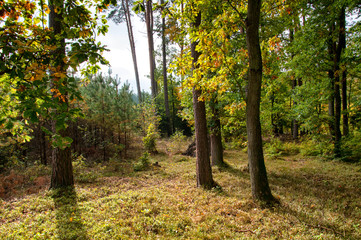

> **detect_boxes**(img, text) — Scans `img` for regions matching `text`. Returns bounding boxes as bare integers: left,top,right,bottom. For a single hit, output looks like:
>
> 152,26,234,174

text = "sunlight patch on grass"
0,146,360,239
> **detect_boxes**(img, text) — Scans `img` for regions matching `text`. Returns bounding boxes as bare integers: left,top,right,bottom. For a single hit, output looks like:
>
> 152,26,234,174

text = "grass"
0,139,361,239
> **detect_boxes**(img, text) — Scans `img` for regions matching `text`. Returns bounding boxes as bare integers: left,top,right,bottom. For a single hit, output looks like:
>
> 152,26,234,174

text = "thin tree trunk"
191,11,214,189
210,96,224,166
38,121,47,165
292,78,299,139
328,24,336,138
333,7,346,158
49,0,74,189
290,17,303,140
290,27,299,140
339,7,348,136
245,0,275,203
334,71,342,158
161,0,171,136
123,0,142,103
342,70,348,136
102,93,106,161
145,0,157,99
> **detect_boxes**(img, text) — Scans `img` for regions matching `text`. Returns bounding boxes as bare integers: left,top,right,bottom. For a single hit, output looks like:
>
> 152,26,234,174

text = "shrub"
264,137,285,157
73,154,103,183
143,123,159,153
264,137,300,158
341,131,361,162
299,136,333,158
168,130,187,154
134,152,150,171
107,143,125,158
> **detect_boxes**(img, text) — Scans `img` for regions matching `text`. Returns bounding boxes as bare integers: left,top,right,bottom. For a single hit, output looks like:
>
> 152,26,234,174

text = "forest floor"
0,138,361,239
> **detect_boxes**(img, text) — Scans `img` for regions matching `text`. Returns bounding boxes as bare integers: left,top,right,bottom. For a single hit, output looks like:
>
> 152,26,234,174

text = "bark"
245,0,275,203
39,122,47,165
329,6,347,158
161,0,171,136
339,7,349,136
342,70,349,136
145,0,157,99
123,0,142,103
333,7,347,157
182,141,196,157
191,12,214,189
210,97,224,166
49,0,74,189
290,28,299,140
327,24,336,138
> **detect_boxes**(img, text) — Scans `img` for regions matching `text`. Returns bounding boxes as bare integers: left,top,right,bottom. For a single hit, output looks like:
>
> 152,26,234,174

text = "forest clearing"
1,0,361,239
1,137,361,239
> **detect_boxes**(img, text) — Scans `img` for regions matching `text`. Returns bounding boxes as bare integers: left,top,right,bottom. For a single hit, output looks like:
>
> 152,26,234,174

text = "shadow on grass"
268,170,359,239
217,161,250,179
275,202,355,239
52,188,88,240
218,159,358,238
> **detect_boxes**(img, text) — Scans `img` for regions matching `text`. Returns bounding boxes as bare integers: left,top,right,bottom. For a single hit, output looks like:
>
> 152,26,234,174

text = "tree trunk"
289,23,303,140
145,0,157,99
191,12,214,189
161,0,171,136
245,0,275,203
50,127,74,189
327,24,336,138
210,97,224,166
342,70,348,136
123,0,142,103
331,6,347,158
39,121,47,165
290,28,299,139
339,7,348,136
49,0,74,189
334,72,342,158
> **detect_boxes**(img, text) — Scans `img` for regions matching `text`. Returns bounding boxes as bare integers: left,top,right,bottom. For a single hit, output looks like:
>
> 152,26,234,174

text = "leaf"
5,120,14,130
24,110,38,123
132,2,145,14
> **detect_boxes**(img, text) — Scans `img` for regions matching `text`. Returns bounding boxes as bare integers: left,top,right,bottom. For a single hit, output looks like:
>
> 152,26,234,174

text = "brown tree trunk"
123,0,142,103
245,0,275,203
289,19,303,140
210,97,224,166
49,0,74,189
339,7,348,136
342,70,348,136
161,0,171,136
333,7,348,158
145,0,157,99
39,121,47,165
289,28,299,139
327,24,336,138
191,12,214,189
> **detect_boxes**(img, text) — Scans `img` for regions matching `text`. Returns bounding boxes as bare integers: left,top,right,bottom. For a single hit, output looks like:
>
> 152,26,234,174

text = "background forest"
1,0,361,239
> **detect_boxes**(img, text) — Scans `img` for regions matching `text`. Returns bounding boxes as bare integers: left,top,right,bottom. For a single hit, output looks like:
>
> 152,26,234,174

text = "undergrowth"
0,139,360,239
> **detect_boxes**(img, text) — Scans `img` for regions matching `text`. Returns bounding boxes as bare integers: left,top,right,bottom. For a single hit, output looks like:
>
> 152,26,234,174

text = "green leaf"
5,120,14,130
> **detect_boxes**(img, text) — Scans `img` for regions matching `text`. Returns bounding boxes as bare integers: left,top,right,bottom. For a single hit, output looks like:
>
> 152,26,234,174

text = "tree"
1,0,110,189
245,0,275,203
191,11,215,189
209,94,224,166
108,0,142,103
160,0,171,136
145,0,157,99
48,0,74,189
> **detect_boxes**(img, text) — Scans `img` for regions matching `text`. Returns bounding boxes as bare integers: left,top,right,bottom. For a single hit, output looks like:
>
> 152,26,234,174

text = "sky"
97,15,152,93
